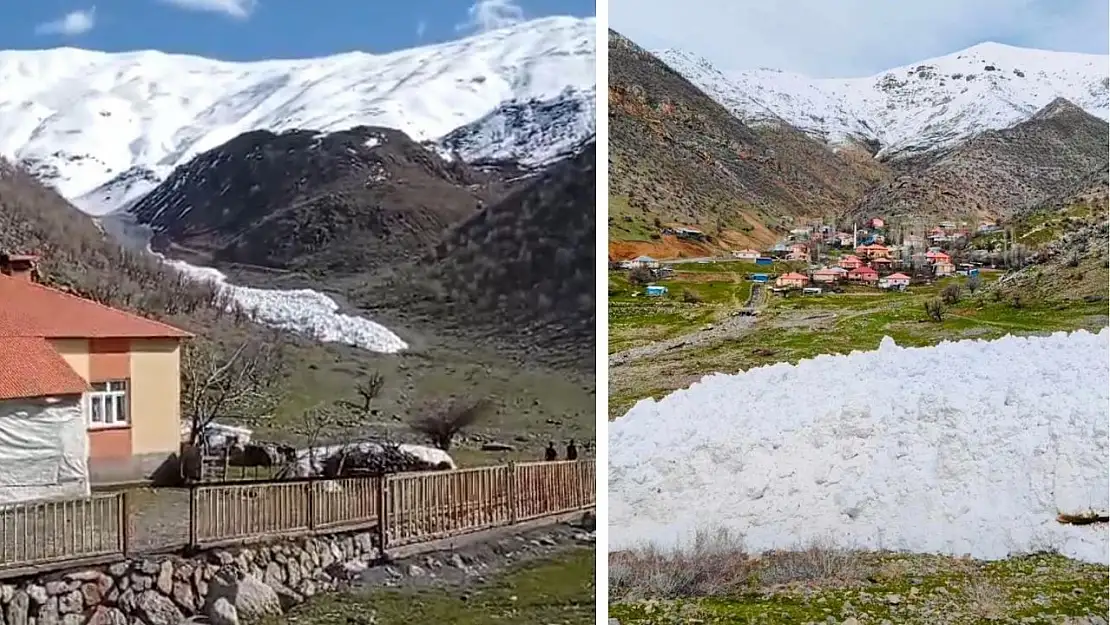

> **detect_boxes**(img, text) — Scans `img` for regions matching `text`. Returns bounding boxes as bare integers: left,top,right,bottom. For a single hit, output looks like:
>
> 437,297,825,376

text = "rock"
156,561,174,595
885,594,902,605
448,554,467,569
205,597,239,625
206,572,281,620
285,560,301,588
138,560,161,576
0,585,13,603
353,533,373,554
58,591,82,615
263,562,285,587
481,442,514,451
26,586,47,606
406,565,425,577
269,583,304,611
44,582,72,597
85,606,127,625
107,563,129,578
80,583,103,608
61,615,82,625
117,589,135,613
842,619,860,625
171,581,197,613
5,591,29,625
135,590,182,625
36,597,59,625
130,574,152,593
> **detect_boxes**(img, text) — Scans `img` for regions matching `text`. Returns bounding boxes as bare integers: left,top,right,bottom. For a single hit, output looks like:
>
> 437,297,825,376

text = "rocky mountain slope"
0,17,595,211
126,126,529,273
361,142,596,370
608,30,888,254
657,41,1109,161
857,98,1109,220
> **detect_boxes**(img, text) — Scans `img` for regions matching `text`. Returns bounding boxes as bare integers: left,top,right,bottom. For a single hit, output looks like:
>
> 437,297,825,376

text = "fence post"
306,481,316,531
119,491,131,557
506,462,517,525
187,486,198,549
376,476,389,557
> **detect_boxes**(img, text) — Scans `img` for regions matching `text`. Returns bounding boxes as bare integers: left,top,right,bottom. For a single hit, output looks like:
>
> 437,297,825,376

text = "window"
89,380,129,427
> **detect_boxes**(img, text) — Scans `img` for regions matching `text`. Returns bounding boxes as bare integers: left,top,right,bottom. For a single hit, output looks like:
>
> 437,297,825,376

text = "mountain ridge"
0,16,595,209
656,40,1108,161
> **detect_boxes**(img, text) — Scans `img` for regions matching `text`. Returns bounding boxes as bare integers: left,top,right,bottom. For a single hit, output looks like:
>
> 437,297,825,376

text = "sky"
1,0,595,60
611,0,1110,77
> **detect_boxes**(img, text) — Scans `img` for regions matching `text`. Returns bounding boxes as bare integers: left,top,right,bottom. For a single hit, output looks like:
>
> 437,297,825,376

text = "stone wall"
0,530,382,625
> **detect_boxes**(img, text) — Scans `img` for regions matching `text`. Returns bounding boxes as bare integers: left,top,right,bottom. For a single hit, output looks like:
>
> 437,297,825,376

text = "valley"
607,30,1110,417
0,17,598,460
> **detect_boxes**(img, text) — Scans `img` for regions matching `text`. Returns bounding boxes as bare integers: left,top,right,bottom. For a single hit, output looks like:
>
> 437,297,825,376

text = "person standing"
544,442,557,461
565,440,578,461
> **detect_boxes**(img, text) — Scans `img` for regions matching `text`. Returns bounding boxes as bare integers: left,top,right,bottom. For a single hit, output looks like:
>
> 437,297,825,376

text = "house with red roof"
812,267,847,283
838,255,863,270
775,272,810,289
848,265,879,283
0,254,192,494
855,243,892,259
878,272,912,290
925,250,951,264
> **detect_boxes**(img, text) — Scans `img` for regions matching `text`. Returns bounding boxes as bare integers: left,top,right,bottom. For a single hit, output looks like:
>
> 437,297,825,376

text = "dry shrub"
964,579,1008,621
756,540,866,586
608,528,752,600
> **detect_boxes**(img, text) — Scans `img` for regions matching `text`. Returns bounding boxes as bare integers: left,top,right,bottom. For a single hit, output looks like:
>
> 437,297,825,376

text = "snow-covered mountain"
0,16,595,213
657,42,1108,160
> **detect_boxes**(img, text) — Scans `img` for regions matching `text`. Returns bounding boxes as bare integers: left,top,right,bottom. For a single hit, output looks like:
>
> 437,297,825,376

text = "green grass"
610,552,1109,625
272,548,594,625
610,270,1108,415
608,195,659,242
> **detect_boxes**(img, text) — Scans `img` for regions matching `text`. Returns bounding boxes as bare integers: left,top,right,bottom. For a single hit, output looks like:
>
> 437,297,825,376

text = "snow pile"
657,41,1108,159
609,330,1110,564
0,16,595,204
288,441,455,478
159,256,407,353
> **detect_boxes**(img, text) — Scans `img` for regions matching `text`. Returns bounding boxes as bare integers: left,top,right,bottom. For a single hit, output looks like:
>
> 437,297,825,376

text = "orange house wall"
87,338,133,461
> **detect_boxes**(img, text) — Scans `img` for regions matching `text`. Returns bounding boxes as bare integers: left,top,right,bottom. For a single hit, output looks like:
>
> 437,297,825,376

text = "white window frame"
87,380,130,429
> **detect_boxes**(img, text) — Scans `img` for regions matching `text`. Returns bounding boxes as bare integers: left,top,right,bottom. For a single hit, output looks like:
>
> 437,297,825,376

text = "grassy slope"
609,268,1108,417
611,552,1108,624
271,548,594,625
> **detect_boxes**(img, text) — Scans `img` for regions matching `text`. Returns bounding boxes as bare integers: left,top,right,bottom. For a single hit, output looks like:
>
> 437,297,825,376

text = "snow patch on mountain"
656,41,1109,160
439,87,596,166
0,16,595,205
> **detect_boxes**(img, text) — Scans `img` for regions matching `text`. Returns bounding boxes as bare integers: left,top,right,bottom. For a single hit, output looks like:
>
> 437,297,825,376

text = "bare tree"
924,298,945,322
409,397,493,451
628,266,653,286
967,273,982,294
181,338,287,446
337,371,385,416
289,404,361,476
941,283,961,305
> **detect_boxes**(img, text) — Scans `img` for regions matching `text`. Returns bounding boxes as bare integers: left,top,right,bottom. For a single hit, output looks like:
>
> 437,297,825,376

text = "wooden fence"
0,460,593,578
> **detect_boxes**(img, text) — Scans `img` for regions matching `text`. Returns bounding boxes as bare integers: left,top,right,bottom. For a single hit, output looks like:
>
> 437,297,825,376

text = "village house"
868,217,885,229
870,257,894,271
775,272,810,289
878,272,912,290
812,267,847,283
855,243,892,259
925,250,951,265
835,232,855,247
629,255,660,269
675,227,706,241
732,249,760,260
934,260,956,277
786,243,809,261
848,265,879,284
0,255,192,497
838,254,863,270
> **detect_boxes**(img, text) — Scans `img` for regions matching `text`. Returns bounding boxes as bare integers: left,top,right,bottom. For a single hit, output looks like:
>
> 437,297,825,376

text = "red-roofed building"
855,244,892,259
838,255,863,270
925,250,951,264
848,265,879,283
0,254,192,490
775,272,810,288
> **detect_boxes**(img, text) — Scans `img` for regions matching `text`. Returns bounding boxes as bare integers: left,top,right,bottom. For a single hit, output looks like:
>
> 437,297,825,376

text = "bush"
628,267,653,285
682,288,704,303
941,283,961,305
924,298,945,322
966,273,982,293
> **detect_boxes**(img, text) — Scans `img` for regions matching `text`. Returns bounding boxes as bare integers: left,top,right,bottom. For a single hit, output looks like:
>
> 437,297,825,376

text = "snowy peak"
1030,96,1088,121
0,17,595,209
655,40,1109,160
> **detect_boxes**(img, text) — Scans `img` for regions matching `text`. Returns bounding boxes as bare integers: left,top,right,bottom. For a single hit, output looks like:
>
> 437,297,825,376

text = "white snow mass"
158,257,407,353
609,330,1110,564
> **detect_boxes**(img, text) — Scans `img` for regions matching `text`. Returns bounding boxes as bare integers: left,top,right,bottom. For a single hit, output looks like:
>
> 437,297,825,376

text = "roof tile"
0,337,90,400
